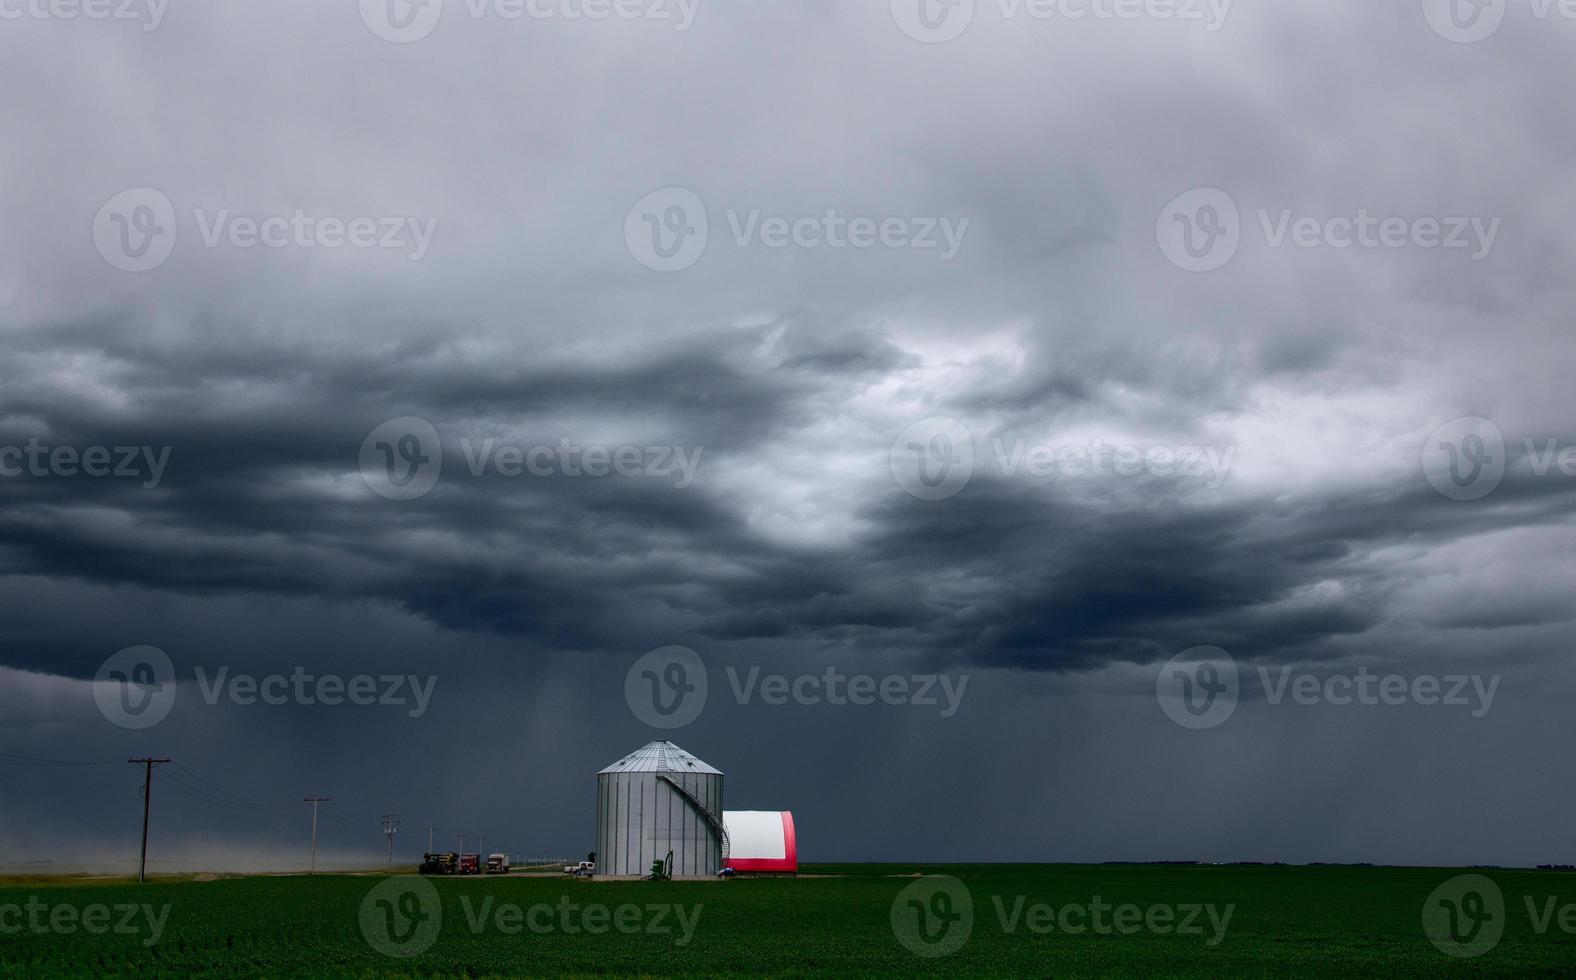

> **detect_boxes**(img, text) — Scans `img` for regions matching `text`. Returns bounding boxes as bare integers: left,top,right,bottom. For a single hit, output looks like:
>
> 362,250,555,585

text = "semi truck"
419,852,459,875
486,853,510,875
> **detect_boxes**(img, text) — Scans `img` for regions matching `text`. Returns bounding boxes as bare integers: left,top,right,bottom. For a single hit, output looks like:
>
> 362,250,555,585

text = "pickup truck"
564,860,595,876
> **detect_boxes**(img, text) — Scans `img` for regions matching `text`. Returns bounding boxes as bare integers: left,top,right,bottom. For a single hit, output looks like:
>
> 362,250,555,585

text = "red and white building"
722,810,797,875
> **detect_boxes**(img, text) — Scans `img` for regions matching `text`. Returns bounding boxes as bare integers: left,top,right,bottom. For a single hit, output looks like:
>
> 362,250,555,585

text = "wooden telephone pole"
303,797,331,874
127,758,169,884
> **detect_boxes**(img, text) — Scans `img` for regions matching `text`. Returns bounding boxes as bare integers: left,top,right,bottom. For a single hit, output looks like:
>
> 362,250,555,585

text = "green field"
2,864,1574,977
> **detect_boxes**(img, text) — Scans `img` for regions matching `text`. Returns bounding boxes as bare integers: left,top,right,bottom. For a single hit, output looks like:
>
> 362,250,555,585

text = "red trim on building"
727,811,798,873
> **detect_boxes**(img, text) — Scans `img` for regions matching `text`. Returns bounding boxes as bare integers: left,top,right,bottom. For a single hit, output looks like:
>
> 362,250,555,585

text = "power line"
0,750,122,768
154,770,267,811
169,760,273,809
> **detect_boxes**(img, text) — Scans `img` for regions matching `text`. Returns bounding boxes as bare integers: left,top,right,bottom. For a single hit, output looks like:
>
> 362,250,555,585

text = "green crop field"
2,864,1574,977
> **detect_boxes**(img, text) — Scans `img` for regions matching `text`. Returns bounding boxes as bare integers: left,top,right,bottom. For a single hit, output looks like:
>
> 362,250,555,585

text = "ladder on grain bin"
657,773,730,866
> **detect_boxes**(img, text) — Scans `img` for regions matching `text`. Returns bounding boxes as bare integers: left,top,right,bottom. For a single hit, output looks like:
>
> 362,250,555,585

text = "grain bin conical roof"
598,739,723,775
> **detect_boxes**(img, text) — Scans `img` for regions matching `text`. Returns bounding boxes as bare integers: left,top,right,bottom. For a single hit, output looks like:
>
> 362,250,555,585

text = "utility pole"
477,834,486,856
427,826,436,853
303,798,330,874
381,814,400,870
127,758,169,884
456,833,467,854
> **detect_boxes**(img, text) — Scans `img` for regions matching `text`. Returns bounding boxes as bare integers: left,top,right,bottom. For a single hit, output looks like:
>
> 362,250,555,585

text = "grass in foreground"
1,863,1573,977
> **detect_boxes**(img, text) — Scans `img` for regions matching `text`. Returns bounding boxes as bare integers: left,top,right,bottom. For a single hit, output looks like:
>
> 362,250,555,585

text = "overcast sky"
2,1,1574,871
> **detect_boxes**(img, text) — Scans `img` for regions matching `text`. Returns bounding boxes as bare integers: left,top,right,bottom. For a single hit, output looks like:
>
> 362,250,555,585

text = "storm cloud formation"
1,2,1575,869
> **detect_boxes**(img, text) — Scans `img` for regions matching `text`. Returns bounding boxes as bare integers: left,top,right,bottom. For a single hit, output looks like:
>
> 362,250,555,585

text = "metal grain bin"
596,740,725,878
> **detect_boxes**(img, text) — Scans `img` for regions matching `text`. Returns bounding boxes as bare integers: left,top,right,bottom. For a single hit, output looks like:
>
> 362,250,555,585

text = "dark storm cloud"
4,302,1574,688
4,0,1576,870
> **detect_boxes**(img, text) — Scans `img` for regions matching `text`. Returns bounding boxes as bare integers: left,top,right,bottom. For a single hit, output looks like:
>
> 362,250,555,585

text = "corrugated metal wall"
595,770,723,876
